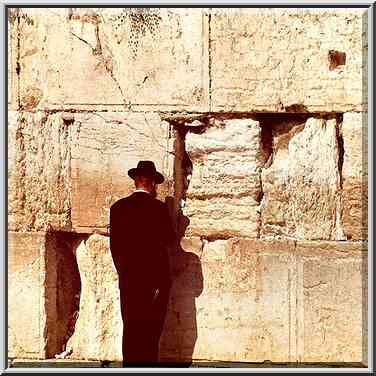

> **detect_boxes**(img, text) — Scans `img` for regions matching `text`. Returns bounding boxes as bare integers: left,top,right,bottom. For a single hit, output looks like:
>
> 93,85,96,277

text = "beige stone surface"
8,232,46,359
210,8,366,112
183,119,264,238
70,111,173,232
341,112,368,240
193,239,295,362
8,7,368,365
260,117,344,240
8,9,18,109
66,234,123,361
18,8,209,112
8,231,84,359
8,111,73,232
295,240,366,363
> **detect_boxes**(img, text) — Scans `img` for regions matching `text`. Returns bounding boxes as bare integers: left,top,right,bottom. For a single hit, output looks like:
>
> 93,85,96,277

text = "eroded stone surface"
8,7,368,365
162,238,296,362
193,239,295,362
296,240,366,362
70,111,173,232
8,9,18,109
210,8,366,112
8,232,84,359
183,119,264,238
260,117,344,240
341,112,368,240
66,234,122,361
18,8,209,111
8,112,73,232
8,232,46,359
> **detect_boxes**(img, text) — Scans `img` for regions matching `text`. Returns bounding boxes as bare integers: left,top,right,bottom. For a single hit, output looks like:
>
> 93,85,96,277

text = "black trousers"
119,278,171,367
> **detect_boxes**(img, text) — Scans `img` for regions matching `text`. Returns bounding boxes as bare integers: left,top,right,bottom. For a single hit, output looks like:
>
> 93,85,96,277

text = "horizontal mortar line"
11,108,366,116
42,103,206,107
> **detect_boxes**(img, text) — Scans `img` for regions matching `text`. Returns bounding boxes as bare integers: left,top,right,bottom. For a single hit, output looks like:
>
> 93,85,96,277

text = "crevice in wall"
208,9,212,112
169,111,347,243
335,113,344,190
15,9,21,110
45,231,89,358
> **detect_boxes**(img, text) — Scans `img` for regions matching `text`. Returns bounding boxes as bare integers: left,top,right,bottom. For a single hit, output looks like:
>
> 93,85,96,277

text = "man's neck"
134,188,150,194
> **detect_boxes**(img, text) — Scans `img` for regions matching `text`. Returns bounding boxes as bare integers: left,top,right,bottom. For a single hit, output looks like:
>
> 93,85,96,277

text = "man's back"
110,192,174,287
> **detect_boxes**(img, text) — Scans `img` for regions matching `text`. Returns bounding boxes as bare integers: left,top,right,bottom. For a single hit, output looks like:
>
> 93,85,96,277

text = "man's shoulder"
110,193,165,210
110,196,132,211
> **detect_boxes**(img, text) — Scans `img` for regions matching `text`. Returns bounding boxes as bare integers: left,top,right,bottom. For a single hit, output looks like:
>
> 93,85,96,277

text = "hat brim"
128,168,164,184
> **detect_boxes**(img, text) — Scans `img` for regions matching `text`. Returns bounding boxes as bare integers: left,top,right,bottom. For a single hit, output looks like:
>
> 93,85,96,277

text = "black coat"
109,191,175,289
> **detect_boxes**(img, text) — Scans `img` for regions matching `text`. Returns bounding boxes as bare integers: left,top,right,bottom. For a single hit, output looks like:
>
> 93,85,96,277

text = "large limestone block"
195,239,296,362
18,8,209,111
70,111,173,232
210,8,365,112
296,241,366,363
66,234,122,361
261,117,344,240
8,232,70,359
341,113,368,240
8,232,47,359
183,119,264,238
8,231,83,359
8,111,73,231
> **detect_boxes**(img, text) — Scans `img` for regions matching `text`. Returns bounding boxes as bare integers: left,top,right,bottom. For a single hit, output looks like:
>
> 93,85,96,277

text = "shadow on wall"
159,196,203,366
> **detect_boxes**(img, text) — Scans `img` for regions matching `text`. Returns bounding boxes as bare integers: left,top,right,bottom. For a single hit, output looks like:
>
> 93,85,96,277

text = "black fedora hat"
128,160,164,184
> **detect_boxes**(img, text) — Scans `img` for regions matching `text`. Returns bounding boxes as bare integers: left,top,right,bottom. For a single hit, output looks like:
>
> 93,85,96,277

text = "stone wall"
8,7,368,365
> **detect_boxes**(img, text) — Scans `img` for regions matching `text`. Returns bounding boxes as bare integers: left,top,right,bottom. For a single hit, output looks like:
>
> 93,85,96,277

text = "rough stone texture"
70,112,173,232
8,10,18,109
8,232,47,359
210,8,366,112
8,232,83,359
183,119,265,238
18,8,209,112
295,241,366,363
164,238,366,363
66,234,122,361
260,116,344,240
8,112,73,232
8,7,367,365
341,112,368,240
192,239,295,362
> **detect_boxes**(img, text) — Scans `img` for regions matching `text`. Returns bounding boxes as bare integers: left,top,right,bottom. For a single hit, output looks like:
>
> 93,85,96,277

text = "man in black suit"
109,161,176,367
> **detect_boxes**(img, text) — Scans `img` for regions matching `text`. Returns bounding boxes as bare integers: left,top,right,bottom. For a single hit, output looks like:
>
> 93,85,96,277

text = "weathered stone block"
70,111,173,232
8,232,46,358
18,8,209,111
295,241,366,363
261,117,344,240
8,231,80,359
66,234,122,361
193,239,295,362
8,112,73,232
210,8,365,112
341,112,367,240
184,119,264,238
